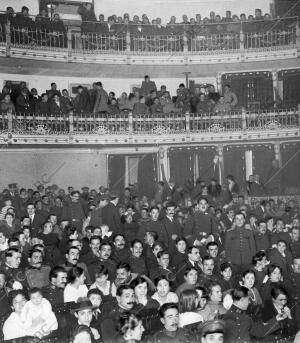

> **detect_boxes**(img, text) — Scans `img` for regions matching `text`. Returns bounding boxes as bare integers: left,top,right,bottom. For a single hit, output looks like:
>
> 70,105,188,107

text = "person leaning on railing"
0,94,15,114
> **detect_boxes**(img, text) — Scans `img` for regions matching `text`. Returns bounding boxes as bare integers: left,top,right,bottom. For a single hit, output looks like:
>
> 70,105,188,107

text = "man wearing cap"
199,319,225,343
102,191,123,235
70,300,101,341
160,202,182,254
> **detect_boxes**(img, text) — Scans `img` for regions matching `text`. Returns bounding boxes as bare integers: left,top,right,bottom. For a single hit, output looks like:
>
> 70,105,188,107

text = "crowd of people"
0,77,239,117
0,174,299,342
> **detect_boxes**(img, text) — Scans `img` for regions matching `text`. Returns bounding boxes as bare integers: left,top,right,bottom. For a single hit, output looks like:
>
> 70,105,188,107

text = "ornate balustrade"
1,16,298,64
3,107,299,135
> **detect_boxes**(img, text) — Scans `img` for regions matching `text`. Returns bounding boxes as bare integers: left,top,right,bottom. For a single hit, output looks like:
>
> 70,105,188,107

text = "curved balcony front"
0,17,298,65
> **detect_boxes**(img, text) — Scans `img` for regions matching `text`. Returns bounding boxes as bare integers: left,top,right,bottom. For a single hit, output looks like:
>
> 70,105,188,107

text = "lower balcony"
1,108,299,145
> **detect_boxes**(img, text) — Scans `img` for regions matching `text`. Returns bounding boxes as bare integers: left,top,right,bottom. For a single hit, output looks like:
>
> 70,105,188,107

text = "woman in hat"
115,312,145,343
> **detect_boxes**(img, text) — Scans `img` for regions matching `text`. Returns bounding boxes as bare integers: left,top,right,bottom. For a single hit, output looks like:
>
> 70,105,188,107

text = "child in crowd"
21,287,58,338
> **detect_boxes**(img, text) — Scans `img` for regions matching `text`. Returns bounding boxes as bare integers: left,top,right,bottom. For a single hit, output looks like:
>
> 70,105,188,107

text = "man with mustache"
148,302,197,342
61,247,91,284
198,256,218,285
101,285,138,343
110,234,130,264
42,266,67,305
88,242,116,282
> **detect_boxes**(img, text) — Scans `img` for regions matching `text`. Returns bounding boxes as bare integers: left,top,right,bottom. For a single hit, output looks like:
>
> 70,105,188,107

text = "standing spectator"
102,192,123,235
16,88,30,114
225,212,256,275
93,82,109,114
0,94,15,113
46,82,61,100
223,84,238,108
140,75,157,97
73,86,91,113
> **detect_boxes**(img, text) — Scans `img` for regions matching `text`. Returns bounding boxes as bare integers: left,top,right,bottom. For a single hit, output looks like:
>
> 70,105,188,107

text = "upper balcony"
0,15,299,65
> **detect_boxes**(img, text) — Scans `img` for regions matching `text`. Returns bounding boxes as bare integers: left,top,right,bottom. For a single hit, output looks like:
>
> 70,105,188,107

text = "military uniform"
25,265,51,288
225,226,256,274
221,305,282,343
148,328,196,343
42,284,64,305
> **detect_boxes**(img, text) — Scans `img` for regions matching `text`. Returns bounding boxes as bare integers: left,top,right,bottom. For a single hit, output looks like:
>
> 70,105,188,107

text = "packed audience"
0,172,299,342
0,77,240,117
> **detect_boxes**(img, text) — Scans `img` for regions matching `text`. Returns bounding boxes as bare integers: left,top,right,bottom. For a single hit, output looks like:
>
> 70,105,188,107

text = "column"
272,70,278,108
274,143,282,167
216,73,222,94
158,146,169,181
217,145,224,185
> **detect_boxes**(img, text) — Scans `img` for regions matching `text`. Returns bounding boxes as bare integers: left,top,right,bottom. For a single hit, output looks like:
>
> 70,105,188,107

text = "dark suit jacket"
102,202,123,234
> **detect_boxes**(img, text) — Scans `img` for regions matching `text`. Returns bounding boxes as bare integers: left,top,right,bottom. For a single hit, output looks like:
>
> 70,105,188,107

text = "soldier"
198,319,225,343
225,212,256,275
148,302,197,343
221,286,286,343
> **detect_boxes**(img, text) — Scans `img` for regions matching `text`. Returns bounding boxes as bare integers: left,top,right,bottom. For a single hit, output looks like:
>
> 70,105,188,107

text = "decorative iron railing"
0,16,298,55
11,25,67,49
2,108,299,135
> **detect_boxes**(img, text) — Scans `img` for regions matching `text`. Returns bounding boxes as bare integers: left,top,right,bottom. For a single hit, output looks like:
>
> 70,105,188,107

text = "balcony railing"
3,108,299,136
1,16,298,59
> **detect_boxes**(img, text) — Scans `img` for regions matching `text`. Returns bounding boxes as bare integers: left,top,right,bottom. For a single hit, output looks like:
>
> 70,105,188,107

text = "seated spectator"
214,95,231,113
178,289,203,327
150,97,164,114
239,269,263,309
132,96,148,114
176,267,199,297
254,220,270,252
70,325,93,343
115,312,145,342
25,248,51,288
126,239,148,276
71,300,101,341
269,240,293,277
0,94,15,113
118,92,132,110
223,84,238,108
90,265,114,300
64,266,88,303
218,262,234,292
42,266,67,305
198,281,227,321
108,98,120,115
196,93,212,113
131,276,158,310
171,236,188,268
35,93,50,114
152,275,178,306
20,287,57,337
3,290,28,340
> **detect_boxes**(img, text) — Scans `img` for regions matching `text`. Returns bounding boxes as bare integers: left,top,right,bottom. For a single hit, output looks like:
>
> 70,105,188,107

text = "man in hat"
71,299,101,341
198,319,225,343
102,191,123,235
